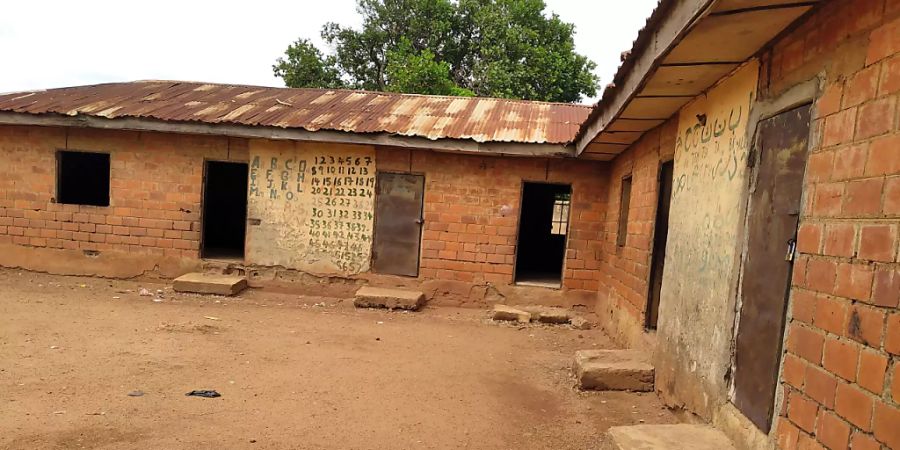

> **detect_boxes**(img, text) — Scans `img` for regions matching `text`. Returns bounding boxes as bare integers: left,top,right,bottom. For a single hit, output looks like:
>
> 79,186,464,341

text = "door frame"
199,158,250,260
370,170,426,277
511,180,573,288
645,159,674,330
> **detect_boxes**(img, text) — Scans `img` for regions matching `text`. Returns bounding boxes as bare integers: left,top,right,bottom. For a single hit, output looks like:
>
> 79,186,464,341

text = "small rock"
128,390,144,397
139,288,152,297
492,305,531,323
570,317,592,330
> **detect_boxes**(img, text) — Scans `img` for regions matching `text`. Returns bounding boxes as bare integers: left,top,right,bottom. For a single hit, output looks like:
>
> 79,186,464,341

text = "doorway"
733,104,812,432
372,172,425,277
201,161,248,259
515,182,571,287
646,160,674,330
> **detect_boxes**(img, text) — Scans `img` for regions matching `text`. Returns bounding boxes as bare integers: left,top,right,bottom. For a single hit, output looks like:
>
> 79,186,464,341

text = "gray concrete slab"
173,273,247,296
608,424,737,450
575,349,654,391
354,286,425,311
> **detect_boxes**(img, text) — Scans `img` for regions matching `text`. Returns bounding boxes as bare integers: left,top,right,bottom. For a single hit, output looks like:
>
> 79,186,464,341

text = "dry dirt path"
0,270,677,449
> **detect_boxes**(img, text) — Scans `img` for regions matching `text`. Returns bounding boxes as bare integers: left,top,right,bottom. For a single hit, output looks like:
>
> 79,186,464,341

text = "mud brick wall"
770,2,900,449
594,120,677,347
0,125,247,277
376,147,609,293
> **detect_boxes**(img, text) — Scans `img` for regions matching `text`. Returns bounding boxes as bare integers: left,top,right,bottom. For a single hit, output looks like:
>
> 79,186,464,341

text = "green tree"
273,0,597,103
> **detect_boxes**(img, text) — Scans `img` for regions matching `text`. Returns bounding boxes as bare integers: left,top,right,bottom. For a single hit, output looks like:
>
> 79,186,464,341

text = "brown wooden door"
733,104,812,432
372,172,425,277
646,160,674,329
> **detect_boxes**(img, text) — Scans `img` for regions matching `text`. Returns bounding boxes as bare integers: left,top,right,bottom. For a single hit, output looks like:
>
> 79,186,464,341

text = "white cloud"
0,0,657,103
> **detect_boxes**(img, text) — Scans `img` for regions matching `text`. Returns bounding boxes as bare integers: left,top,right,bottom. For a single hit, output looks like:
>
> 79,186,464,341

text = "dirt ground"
0,269,678,449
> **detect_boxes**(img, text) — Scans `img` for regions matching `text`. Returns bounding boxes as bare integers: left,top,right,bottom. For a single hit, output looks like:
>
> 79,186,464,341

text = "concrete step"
607,424,737,450
354,286,425,311
575,349,654,392
173,272,248,296
492,305,532,323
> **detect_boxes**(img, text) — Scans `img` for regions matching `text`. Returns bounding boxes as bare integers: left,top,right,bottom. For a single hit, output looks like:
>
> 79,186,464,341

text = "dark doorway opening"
201,161,248,260
646,161,674,330
515,182,571,287
733,104,812,432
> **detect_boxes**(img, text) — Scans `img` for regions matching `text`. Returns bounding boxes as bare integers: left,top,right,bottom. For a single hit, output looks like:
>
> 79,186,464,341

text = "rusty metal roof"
0,81,591,145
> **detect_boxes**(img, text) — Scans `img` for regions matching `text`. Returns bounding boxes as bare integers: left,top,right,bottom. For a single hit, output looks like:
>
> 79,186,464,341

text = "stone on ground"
575,349,654,391
607,424,737,450
354,286,425,311
173,273,248,296
520,305,571,324
570,316,592,330
492,305,532,323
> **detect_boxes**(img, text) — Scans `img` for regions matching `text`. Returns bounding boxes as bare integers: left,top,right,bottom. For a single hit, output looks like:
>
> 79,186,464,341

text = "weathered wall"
371,147,610,307
594,119,678,349
654,61,760,420
767,2,900,450
0,125,246,277
245,140,376,275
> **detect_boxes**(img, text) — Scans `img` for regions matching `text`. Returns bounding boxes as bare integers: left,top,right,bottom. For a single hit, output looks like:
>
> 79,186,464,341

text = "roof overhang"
576,0,820,159
0,111,575,159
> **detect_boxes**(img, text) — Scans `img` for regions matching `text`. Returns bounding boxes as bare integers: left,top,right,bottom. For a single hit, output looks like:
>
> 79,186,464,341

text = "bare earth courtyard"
0,270,676,450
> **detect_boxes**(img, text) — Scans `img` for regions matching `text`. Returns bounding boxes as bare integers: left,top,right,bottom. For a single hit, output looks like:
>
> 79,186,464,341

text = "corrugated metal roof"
0,81,592,145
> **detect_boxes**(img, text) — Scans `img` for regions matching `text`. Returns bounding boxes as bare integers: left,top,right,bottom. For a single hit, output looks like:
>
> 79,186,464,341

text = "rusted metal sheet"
372,172,425,277
0,81,591,145
733,104,811,432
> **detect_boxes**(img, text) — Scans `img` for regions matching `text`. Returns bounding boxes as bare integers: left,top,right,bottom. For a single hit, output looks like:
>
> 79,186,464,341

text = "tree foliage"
273,0,598,102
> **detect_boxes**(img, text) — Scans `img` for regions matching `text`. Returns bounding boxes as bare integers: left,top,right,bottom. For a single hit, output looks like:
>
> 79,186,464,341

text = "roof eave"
0,111,576,159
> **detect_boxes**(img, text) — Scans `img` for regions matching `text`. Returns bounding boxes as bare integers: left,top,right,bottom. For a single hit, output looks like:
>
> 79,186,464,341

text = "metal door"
646,160,674,329
372,172,425,276
733,104,812,432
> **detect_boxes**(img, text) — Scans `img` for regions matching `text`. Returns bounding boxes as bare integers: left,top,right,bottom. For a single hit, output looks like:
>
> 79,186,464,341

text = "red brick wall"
376,147,609,292
594,120,677,346
0,125,247,275
768,2,900,449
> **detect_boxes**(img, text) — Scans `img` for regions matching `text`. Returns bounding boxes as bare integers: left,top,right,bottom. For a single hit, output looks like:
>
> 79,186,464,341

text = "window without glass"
550,193,570,235
57,151,110,206
616,176,632,248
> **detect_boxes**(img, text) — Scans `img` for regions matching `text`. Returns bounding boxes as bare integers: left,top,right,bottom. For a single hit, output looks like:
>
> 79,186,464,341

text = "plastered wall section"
654,61,760,419
0,125,247,277
766,2,900,449
245,140,376,275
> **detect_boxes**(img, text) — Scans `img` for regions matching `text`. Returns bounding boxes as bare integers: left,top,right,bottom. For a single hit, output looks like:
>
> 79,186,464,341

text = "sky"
0,0,658,104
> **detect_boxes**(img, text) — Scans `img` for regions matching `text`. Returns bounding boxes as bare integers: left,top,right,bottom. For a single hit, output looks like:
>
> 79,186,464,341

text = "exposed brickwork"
0,125,247,260
593,119,677,345
769,2,900,449
376,147,608,291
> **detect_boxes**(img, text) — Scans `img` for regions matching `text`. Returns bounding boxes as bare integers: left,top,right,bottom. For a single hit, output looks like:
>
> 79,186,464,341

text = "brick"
788,390,820,433
867,16,900,64
858,350,888,394
835,382,874,430
849,432,881,450
892,363,900,403
807,151,834,182
846,304,884,346
798,223,823,254
814,295,848,335
822,108,856,147
886,313,900,355
823,338,859,381
788,323,826,364
776,419,801,450
844,65,880,108
832,145,868,181
812,183,844,217
803,366,837,407
866,134,900,176
880,56,900,94
834,263,873,301
872,267,900,307
806,258,837,293
886,176,900,214
816,83,844,117
792,290,818,324
855,97,896,140
858,225,897,262
796,433,825,450
783,353,807,388
873,401,900,449
815,410,850,450
822,223,855,257
843,178,883,216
